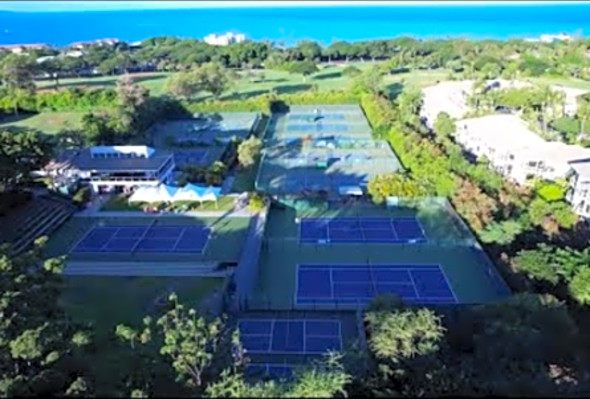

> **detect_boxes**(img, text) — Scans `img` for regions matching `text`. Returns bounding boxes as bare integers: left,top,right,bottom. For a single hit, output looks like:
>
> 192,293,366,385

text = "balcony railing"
88,176,159,182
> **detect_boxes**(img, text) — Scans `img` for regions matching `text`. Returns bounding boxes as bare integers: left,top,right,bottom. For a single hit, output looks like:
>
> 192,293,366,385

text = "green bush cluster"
0,88,118,114
72,186,92,207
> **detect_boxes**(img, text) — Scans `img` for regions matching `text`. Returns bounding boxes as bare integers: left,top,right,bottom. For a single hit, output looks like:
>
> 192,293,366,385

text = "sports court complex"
46,215,251,274
45,105,512,381
246,198,510,310
236,197,510,379
150,112,261,168
257,105,404,195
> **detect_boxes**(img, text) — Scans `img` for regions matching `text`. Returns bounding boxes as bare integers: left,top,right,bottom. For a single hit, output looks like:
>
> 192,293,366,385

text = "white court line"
407,269,421,299
69,221,102,253
389,218,400,241
329,266,335,299
268,319,275,352
171,227,187,251
99,227,122,251
303,320,307,353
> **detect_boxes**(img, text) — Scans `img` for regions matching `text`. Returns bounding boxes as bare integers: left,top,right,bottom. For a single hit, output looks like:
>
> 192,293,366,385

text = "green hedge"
182,90,360,114
0,88,118,114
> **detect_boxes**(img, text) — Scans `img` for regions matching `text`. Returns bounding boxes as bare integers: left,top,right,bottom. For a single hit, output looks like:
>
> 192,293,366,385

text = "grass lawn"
32,63,453,101
530,76,590,91
62,275,223,335
0,111,85,134
36,71,173,96
60,275,223,396
100,193,236,212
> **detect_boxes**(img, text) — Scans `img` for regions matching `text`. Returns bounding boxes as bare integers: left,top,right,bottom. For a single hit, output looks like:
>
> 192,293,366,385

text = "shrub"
247,192,266,212
72,186,91,207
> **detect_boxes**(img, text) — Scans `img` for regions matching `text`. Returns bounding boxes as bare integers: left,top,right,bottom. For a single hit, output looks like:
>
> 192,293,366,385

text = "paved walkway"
64,261,231,277
75,208,254,218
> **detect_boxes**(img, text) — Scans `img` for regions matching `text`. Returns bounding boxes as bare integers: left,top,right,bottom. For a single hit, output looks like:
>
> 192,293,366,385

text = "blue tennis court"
173,149,208,167
286,123,349,133
299,216,426,244
296,264,457,305
71,224,211,254
238,319,342,354
288,113,345,121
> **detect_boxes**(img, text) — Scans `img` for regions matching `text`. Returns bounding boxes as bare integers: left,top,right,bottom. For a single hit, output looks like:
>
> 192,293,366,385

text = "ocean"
1,4,590,46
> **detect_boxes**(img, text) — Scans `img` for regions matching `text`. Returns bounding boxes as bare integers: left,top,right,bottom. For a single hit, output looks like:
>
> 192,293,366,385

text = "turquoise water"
1,4,589,46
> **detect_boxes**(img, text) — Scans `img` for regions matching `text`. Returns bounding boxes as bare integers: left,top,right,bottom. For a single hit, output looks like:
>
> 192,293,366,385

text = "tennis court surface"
296,264,457,305
286,123,349,132
299,216,426,244
288,113,345,121
173,149,209,167
238,319,342,354
71,224,211,254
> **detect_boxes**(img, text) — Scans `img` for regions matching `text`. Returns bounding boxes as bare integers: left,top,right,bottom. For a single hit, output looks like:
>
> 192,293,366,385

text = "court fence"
400,196,511,297
235,202,270,311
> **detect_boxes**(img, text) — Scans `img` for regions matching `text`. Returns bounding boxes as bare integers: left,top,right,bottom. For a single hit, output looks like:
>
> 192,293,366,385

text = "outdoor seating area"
128,183,223,207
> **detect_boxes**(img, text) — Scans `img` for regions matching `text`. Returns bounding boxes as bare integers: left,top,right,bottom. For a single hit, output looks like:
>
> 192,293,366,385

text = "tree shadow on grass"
0,112,38,125
51,74,168,90
313,71,342,80
274,83,312,94
221,84,312,101
386,82,405,100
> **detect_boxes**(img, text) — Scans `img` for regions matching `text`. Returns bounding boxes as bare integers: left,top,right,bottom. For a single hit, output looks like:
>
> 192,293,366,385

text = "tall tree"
0,240,92,396
0,54,37,92
237,136,263,168
0,129,55,190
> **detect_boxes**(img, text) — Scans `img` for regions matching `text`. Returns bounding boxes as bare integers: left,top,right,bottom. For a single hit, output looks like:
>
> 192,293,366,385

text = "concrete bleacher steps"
9,194,77,254
63,261,227,277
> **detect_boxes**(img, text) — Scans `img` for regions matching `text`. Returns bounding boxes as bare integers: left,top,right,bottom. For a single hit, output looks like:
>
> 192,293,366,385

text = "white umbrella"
157,184,179,202
172,183,203,203
128,186,161,203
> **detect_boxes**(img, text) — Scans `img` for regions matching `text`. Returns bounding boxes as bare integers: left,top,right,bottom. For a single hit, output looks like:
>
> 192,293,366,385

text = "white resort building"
567,160,590,219
44,145,175,194
455,114,590,185
203,32,246,46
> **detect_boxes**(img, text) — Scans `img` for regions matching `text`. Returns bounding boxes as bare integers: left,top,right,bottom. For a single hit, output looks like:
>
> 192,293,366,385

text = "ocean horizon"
1,4,590,47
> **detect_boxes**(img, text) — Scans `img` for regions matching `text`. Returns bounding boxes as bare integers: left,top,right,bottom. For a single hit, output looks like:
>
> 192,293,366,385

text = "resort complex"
3,16,590,396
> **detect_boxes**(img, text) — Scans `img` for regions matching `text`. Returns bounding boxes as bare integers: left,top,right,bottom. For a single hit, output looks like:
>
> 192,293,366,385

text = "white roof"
461,114,590,163
172,183,204,202
338,185,363,196
128,184,178,203
460,114,546,152
90,145,155,158
421,80,473,120
569,159,590,178
128,186,161,203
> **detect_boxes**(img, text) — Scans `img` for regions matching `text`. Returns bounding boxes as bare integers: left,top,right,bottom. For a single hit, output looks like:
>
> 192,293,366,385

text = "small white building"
456,114,590,184
44,145,175,194
567,160,590,219
204,32,246,46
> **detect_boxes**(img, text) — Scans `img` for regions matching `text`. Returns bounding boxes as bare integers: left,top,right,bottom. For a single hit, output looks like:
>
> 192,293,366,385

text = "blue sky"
0,1,586,12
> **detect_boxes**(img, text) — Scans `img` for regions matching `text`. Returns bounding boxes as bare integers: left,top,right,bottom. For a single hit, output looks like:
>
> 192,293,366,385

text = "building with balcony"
43,145,175,194
455,114,590,185
567,160,590,220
